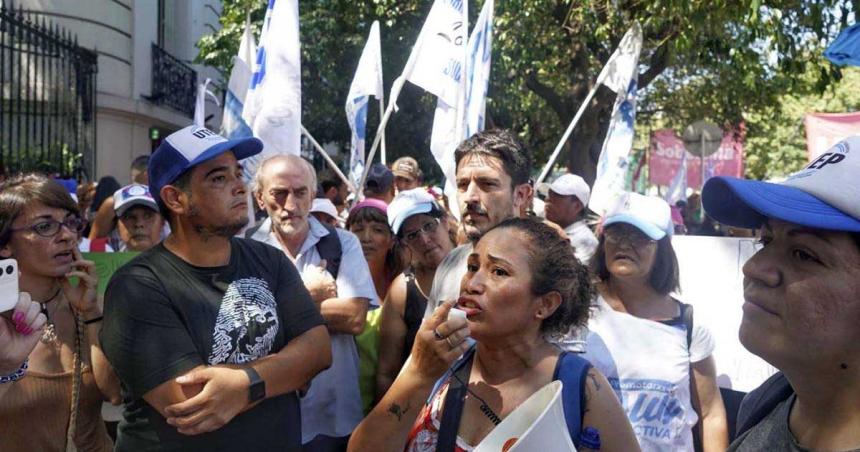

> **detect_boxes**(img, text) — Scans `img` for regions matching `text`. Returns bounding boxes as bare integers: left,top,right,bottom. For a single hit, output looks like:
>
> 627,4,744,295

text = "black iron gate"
0,0,97,180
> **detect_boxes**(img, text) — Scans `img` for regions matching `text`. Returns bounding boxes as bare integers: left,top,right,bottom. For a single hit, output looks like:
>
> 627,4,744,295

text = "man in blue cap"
100,125,331,451
702,137,860,451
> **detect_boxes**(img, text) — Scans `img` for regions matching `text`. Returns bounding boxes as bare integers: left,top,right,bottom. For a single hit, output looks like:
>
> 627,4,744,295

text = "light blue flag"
242,0,302,177
221,17,256,142
465,0,493,137
346,21,384,190
588,23,643,213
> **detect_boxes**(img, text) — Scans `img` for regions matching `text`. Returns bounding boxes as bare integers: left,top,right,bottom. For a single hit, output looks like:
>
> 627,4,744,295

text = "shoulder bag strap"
436,350,475,452
681,303,704,452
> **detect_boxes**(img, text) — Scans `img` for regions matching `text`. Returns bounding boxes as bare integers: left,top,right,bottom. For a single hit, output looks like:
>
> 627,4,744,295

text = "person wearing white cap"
310,198,341,228
375,189,455,399
583,192,728,452
88,184,165,253
545,174,598,263
701,137,860,451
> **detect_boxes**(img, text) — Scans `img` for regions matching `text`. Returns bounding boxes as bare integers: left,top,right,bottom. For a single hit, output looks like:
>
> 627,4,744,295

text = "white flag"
242,0,302,177
346,21,384,189
221,17,256,140
465,0,493,137
393,0,468,214
401,0,468,106
665,149,688,205
589,23,643,214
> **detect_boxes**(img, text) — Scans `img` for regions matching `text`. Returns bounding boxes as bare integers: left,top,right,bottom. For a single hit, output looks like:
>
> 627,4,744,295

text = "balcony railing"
148,43,196,118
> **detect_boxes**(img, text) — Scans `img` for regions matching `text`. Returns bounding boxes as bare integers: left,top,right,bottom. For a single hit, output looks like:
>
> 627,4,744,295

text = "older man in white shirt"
248,155,376,452
544,173,598,264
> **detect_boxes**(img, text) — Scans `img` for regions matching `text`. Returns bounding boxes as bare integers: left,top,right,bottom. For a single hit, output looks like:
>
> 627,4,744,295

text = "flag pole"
379,98,387,164
534,72,607,186
358,76,406,197
300,124,356,193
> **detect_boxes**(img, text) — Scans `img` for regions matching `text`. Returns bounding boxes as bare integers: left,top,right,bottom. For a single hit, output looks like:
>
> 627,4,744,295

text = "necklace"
38,288,63,346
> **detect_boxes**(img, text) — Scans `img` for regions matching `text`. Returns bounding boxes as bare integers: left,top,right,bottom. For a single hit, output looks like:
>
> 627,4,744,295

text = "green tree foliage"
745,66,860,180
198,0,854,184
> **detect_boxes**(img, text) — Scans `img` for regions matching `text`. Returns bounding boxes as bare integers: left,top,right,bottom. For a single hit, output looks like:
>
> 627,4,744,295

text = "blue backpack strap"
553,351,592,446
427,344,477,405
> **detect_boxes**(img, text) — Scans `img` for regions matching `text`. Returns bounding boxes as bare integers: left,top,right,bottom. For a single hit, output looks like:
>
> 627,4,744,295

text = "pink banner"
804,112,860,161
649,129,744,188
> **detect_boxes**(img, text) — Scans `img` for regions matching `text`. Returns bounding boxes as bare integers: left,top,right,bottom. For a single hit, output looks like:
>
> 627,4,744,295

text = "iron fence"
148,43,196,118
0,0,97,180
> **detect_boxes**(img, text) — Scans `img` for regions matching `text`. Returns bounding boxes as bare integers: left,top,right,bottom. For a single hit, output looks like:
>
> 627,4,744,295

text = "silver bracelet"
0,359,28,384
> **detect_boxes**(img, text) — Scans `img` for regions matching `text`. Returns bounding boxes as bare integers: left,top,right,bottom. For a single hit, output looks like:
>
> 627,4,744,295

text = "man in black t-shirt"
100,125,331,451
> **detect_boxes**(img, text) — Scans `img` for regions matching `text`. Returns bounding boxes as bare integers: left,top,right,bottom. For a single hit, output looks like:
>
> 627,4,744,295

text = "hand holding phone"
0,259,19,313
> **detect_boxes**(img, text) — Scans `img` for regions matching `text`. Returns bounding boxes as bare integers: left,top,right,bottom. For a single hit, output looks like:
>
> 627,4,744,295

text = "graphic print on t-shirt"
208,277,280,364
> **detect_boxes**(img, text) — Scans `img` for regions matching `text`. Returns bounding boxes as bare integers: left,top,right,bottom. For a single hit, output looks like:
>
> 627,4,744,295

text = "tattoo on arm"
388,401,411,422
588,372,601,392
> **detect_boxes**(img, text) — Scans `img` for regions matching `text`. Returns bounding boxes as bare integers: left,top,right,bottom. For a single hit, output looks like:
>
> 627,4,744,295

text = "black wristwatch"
243,367,266,403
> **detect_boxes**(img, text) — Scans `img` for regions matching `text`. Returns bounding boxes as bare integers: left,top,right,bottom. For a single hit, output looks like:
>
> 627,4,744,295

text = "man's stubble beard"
188,200,249,239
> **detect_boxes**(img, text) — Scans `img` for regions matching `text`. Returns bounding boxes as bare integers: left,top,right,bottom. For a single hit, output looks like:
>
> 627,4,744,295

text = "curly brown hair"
487,217,595,335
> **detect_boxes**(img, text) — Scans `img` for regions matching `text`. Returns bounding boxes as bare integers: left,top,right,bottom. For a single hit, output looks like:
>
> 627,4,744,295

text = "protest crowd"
2,2,860,452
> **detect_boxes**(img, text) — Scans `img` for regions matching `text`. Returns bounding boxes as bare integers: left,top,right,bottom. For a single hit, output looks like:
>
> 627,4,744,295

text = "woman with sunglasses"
375,189,455,400
0,174,118,451
583,193,728,452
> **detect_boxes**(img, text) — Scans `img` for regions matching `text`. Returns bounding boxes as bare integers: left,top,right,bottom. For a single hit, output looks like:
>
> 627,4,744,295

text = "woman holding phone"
0,174,118,451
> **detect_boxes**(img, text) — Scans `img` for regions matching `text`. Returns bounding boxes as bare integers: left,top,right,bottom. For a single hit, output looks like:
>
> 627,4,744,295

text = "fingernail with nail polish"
13,312,23,323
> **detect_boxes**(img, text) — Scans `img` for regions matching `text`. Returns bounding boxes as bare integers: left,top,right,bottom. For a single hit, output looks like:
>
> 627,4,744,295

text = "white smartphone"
0,259,19,312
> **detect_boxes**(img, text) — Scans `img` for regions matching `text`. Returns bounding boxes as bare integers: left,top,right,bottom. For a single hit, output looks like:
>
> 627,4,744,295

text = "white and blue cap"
703,136,860,232
113,184,158,217
148,125,263,209
603,192,674,240
388,188,440,235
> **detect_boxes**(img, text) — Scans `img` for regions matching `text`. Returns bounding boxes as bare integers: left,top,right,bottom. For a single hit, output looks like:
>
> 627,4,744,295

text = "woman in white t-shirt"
584,193,728,452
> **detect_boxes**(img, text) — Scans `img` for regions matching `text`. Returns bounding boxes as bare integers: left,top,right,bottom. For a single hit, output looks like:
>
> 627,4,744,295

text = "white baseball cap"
603,192,673,240
388,188,440,235
704,136,860,232
311,198,339,220
549,174,591,205
113,184,158,217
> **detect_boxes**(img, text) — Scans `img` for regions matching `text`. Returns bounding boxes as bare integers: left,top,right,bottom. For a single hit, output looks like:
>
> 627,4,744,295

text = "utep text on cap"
703,136,860,232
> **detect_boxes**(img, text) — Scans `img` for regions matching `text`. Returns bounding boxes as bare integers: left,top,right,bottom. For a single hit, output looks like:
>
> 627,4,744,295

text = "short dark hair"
486,217,594,336
454,129,532,188
318,169,344,195
590,232,680,295
0,174,80,249
131,155,150,172
346,206,406,287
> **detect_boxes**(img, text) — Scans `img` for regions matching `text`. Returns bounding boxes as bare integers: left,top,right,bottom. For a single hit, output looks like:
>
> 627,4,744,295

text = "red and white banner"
649,129,744,188
804,112,860,161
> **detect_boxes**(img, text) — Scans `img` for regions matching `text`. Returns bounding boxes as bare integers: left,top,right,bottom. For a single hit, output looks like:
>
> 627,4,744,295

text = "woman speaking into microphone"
349,218,638,452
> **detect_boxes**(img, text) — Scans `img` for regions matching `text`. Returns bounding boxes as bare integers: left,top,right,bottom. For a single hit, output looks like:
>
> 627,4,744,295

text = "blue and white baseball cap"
148,125,262,209
603,192,674,240
113,184,158,216
388,188,440,235
703,136,860,232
